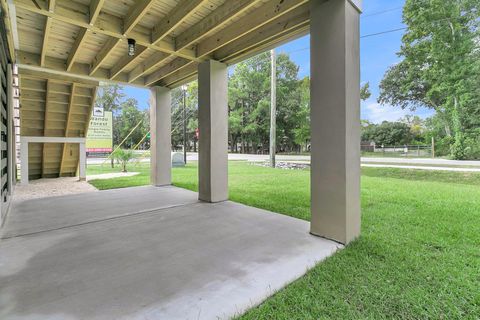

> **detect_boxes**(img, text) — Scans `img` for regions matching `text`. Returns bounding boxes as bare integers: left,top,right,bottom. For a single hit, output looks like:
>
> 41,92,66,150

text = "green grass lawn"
88,162,480,318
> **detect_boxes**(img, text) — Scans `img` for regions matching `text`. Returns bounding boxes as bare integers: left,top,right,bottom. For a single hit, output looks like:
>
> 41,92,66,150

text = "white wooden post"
79,142,86,181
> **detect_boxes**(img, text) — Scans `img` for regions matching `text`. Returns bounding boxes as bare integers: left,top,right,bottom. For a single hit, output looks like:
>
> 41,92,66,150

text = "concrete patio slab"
1,186,199,239
0,186,341,320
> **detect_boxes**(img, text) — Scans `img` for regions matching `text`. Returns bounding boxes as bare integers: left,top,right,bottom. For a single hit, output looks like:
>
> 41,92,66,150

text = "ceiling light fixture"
127,38,136,56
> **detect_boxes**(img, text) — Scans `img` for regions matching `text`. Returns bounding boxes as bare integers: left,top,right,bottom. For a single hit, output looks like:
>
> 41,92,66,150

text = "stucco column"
310,0,362,244
150,86,172,186
198,60,228,202
79,142,86,181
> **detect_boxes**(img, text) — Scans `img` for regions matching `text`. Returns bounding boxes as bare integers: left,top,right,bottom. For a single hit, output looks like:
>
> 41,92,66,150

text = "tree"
360,82,372,101
228,52,305,153
95,84,125,115
362,121,412,146
378,0,480,159
113,98,149,148
111,149,135,172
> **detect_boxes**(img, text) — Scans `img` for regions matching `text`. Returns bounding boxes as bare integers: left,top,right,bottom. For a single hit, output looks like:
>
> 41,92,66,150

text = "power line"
278,26,408,56
362,6,403,18
361,27,407,38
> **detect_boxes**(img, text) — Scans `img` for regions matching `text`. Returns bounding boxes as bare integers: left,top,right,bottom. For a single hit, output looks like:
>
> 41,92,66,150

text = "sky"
123,0,435,124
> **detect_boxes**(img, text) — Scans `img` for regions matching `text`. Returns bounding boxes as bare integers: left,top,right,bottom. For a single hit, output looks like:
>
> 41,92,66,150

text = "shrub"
111,149,135,172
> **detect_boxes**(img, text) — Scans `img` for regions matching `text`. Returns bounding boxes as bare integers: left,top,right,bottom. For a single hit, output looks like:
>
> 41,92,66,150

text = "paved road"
88,153,480,170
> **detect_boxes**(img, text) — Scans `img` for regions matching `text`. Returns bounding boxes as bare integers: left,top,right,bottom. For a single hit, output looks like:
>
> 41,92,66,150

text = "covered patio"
0,0,362,318
1,186,340,319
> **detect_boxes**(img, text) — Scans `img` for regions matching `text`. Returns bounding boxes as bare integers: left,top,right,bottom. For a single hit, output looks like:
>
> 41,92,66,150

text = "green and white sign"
86,111,113,152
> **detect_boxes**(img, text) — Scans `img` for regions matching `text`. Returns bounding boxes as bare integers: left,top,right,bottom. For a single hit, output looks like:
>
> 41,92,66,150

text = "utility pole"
270,49,276,167
182,85,187,164
431,136,435,158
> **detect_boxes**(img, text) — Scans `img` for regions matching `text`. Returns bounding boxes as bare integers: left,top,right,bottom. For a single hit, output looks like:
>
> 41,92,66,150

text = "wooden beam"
123,0,155,35
153,4,309,87
89,37,122,75
152,0,207,45
40,17,52,67
67,0,105,72
59,83,76,175
18,64,100,87
64,83,76,138
84,86,98,134
109,46,147,79
40,0,56,66
196,0,307,57
42,79,50,177
47,0,56,12
214,4,309,62
127,51,170,83
14,0,197,61
66,28,89,71
175,0,261,51
131,0,260,84
145,58,193,86
89,0,105,24
160,62,198,87
145,0,307,86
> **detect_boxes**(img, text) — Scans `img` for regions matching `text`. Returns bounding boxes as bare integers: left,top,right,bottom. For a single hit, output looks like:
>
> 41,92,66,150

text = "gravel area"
252,161,310,170
13,177,98,202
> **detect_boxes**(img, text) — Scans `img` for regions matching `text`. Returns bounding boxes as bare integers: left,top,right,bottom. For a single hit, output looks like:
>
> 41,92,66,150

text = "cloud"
361,101,411,123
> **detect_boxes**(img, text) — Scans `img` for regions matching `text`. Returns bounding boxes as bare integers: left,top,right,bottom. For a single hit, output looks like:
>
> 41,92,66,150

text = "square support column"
310,0,362,244
20,140,28,185
198,60,228,202
79,142,86,181
150,86,172,186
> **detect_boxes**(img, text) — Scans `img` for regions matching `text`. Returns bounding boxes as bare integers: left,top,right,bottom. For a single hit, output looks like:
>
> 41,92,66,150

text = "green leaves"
378,0,480,159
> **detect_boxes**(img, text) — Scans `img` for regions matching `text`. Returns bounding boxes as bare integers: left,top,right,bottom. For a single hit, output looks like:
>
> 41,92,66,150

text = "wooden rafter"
145,58,193,86
66,0,105,72
40,0,56,67
174,0,261,51
90,37,121,75
47,0,55,12
160,62,198,87
109,46,147,80
214,4,310,63
123,0,156,35
40,17,52,67
13,0,310,89
129,0,261,83
12,0,196,60
92,0,170,78
59,83,76,175
89,0,105,24
66,28,88,71
152,0,208,45
197,0,308,57
147,0,308,86
128,51,169,83
41,79,50,177
84,86,98,134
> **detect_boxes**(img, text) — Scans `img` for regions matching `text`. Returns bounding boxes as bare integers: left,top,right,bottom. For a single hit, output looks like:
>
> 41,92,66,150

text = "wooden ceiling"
6,0,310,88
19,70,97,179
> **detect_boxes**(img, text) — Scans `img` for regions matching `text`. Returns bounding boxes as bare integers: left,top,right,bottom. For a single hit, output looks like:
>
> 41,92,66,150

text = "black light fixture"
127,38,136,56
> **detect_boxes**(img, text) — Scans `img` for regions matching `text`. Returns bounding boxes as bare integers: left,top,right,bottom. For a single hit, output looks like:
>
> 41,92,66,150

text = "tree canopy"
378,0,480,159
